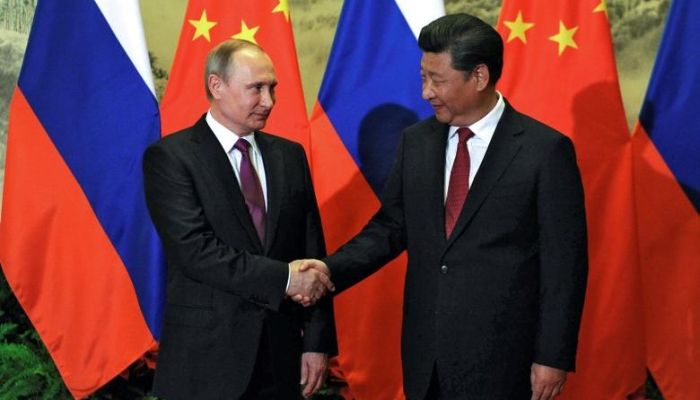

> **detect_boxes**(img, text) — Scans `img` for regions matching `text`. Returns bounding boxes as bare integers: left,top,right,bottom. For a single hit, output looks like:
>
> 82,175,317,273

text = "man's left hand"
300,352,328,398
530,363,567,400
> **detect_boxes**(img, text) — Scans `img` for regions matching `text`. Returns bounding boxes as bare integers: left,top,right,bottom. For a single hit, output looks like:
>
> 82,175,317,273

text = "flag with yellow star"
159,0,310,152
497,1,646,399
632,0,700,398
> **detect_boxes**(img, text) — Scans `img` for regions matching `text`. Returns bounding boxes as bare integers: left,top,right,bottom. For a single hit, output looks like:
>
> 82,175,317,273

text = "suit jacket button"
440,265,448,274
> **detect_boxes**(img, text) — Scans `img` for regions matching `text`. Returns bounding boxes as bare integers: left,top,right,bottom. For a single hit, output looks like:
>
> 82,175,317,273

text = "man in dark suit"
143,39,336,399
296,14,587,400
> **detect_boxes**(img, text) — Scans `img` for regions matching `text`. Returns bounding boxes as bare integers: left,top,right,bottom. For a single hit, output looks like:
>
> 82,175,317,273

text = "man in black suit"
143,39,336,399
296,14,587,400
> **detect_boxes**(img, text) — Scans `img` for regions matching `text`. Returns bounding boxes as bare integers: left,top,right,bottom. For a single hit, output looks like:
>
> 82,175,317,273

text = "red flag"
496,1,645,398
632,0,700,397
160,0,309,151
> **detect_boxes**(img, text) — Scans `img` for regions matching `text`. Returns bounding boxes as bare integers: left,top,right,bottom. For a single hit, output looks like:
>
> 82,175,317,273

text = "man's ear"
473,64,491,91
208,74,223,99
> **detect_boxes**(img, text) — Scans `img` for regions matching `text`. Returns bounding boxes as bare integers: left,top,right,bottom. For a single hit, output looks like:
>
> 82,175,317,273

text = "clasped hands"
286,259,334,306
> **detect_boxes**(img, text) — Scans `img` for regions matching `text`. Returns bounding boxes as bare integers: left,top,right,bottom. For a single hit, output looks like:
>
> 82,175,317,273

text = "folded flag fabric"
0,0,164,397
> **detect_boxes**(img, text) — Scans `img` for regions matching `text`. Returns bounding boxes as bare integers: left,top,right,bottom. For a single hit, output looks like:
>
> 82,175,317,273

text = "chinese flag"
160,0,309,151
497,1,645,398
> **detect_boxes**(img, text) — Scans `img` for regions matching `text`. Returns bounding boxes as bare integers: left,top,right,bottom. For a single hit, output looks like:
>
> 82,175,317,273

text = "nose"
422,80,434,100
260,88,275,108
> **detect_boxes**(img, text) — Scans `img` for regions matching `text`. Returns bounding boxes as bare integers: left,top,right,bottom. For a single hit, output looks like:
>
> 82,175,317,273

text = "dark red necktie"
445,127,474,238
234,139,266,243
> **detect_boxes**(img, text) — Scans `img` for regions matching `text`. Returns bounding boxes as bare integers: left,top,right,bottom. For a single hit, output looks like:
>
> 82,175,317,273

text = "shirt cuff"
286,265,291,292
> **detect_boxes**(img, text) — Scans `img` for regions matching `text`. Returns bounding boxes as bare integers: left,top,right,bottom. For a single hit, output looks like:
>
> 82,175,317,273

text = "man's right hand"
287,259,334,306
530,363,567,400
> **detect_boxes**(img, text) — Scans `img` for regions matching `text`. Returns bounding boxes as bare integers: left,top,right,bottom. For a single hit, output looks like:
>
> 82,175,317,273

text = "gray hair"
204,39,263,100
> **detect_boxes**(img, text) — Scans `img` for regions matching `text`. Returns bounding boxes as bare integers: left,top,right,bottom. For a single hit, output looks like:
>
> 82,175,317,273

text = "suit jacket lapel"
423,118,450,245
445,104,523,250
190,117,263,251
255,132,282,254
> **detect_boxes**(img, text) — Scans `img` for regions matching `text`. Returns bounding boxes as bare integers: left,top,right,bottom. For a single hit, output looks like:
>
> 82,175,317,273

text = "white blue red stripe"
17,0,165,337
638,0,700,211
318,0,444,194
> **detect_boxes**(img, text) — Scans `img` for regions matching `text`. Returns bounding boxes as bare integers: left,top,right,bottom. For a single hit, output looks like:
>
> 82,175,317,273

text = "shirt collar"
448,91,505,142
206,110,258,154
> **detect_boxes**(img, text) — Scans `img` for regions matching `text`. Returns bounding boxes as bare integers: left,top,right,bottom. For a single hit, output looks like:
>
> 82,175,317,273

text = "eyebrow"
421,70,444,78
246,79,278,87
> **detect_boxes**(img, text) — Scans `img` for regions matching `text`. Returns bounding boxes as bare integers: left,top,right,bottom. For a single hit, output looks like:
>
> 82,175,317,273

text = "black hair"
418,13,504,85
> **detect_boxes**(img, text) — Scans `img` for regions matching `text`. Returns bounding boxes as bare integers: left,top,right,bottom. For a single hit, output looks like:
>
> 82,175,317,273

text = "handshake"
286,259,335,306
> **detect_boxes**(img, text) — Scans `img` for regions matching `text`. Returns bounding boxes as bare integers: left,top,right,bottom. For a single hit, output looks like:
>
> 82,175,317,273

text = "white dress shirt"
444,92,506,201
206,111,268,209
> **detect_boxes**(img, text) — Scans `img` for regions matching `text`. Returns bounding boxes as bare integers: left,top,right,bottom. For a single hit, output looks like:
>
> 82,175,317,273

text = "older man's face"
210,48,277,135
420,51,480,127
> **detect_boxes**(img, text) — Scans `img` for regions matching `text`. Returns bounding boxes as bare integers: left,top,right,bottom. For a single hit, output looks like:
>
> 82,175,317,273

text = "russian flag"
0,0,164,397
632,0,700,397
309,1,443,398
